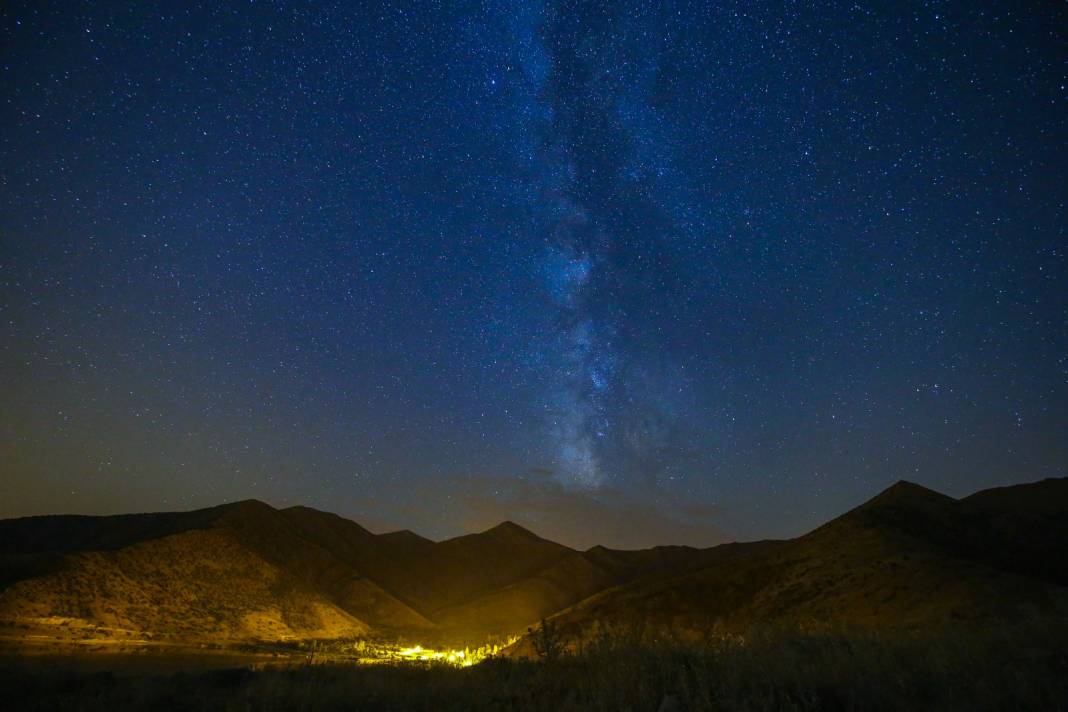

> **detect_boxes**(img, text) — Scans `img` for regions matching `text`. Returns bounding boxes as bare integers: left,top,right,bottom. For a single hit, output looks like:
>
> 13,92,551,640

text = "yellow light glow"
395,643,475,666
349,635,517,667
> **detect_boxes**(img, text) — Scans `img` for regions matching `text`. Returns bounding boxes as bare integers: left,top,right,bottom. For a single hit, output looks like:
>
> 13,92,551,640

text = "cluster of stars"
0,0,1063,545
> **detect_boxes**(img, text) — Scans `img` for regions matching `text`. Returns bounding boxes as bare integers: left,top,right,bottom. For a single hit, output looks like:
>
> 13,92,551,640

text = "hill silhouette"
1,477,1066,650
511,478,1068,654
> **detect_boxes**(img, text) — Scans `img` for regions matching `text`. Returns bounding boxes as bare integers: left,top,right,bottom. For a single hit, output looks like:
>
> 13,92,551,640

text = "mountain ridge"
2,477,1066,649
507,476,1068,655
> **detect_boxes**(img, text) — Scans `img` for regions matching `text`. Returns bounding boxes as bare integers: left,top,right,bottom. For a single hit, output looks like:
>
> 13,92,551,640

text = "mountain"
0,500,431,643
432,549,618,638
510,479,1068,654
961,477,1068,517
959,477,1068,585
1,477,1066,651
266,509,579,629
0,502,591,644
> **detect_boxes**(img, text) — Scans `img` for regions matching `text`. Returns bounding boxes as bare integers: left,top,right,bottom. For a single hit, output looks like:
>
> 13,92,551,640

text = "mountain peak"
281,504,317,514
219,498,275,511
208,498,280,526
884,479,930,494
812,479,960,537
862,480,953,509
484,520,540,539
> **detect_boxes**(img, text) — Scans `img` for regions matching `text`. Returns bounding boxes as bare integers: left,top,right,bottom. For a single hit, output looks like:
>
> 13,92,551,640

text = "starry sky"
1,1,1065,549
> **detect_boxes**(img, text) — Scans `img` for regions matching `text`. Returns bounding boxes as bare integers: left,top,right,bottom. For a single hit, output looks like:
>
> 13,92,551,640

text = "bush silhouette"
528,617,564,662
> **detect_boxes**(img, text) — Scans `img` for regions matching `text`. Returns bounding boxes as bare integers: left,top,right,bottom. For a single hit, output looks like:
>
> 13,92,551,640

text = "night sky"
2,1,1064,549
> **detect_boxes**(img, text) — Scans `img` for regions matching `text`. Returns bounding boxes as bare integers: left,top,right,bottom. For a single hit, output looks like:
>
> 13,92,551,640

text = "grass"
2,621,1066,711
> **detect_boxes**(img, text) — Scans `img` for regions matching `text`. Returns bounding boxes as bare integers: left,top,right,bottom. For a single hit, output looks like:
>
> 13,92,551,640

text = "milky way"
488,1,701,490
1,0,1064,546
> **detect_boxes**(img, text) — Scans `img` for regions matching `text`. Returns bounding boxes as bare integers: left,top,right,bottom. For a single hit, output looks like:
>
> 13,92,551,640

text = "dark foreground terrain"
4,622,1066,712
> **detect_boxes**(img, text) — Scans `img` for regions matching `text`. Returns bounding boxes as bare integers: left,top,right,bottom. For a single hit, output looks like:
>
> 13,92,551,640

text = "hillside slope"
0,502,605,642
0,500,431,642
514,479,1068,652
2,477,1066,649
0,527,369,642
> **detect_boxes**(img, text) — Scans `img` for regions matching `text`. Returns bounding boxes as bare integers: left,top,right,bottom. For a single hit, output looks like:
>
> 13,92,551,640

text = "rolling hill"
1,477,1066,650
512,478,1068,654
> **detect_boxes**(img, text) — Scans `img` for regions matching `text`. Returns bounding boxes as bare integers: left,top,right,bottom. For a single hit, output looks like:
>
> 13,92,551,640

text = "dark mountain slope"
960,477,1068,585
961,477,1068,517
214,501,433,631
274,505,438,623
377,530,434,548
519,479,1068,651
403,522,575,616
433,550,619,639
434,540,788,640
0,500,262,556
278,508,576,621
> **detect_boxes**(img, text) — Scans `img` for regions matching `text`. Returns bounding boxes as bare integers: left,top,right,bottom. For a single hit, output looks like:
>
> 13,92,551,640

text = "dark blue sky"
2,1,1064,548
